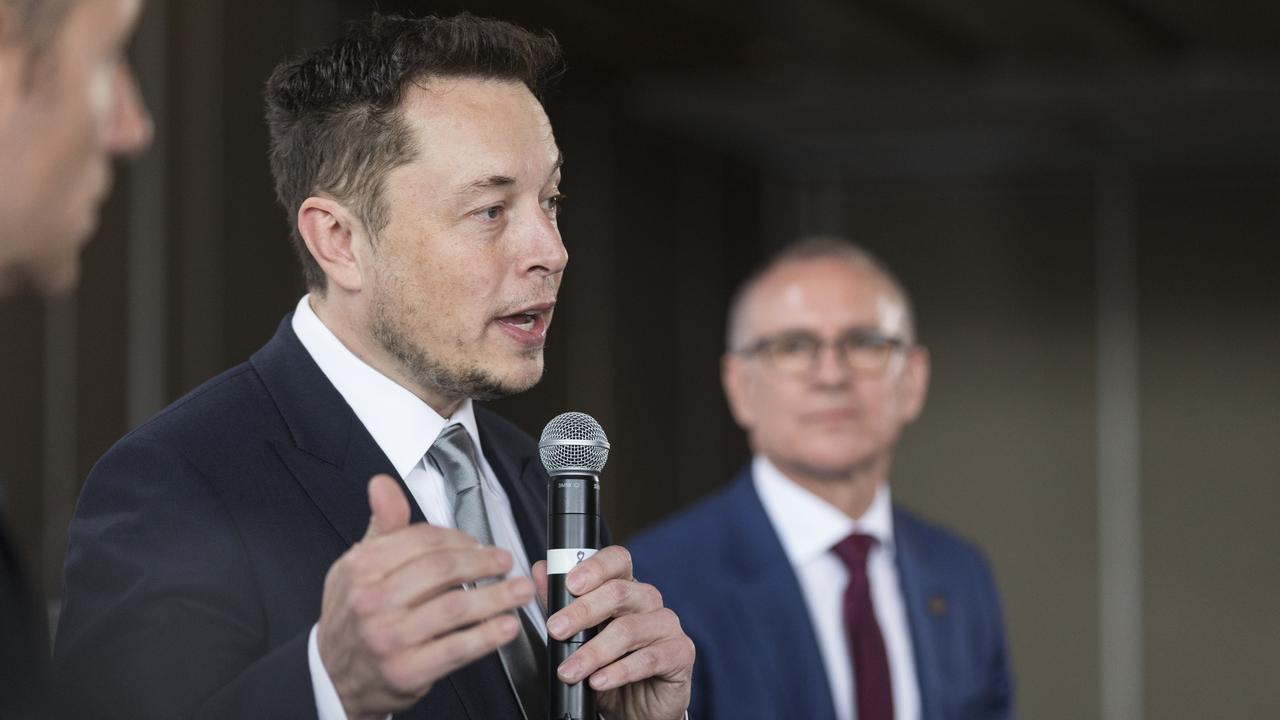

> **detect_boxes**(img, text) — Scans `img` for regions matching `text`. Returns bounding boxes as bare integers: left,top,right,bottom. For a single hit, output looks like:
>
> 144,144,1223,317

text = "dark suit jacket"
628,468,1013,720
1,514,48,719
53,317,554,719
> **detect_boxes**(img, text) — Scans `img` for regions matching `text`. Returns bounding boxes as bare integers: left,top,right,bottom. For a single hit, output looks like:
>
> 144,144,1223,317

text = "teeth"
506,313,536,332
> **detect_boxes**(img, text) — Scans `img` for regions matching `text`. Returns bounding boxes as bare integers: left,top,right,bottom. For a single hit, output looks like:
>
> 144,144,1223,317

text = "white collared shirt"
291,295,546,719
753,456,922,720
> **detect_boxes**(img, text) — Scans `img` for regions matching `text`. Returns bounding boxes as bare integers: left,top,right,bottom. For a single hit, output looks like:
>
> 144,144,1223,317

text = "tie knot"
832,532,877,573
428,424,481,494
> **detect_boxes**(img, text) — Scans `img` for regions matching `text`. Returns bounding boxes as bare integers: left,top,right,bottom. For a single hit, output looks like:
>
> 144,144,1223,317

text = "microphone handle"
548,472,601,720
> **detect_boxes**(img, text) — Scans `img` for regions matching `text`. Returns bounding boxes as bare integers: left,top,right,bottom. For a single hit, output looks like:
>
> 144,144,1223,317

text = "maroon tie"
832,533,894,720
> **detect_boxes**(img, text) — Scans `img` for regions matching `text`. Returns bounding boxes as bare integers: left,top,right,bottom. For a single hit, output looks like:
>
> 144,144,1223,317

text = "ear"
896,345,931,423
297,196,366,293
721,353,757,430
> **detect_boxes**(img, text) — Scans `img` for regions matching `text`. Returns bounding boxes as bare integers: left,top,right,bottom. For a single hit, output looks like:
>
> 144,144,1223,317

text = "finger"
586,635,696,692
396,578,535,647
546,578,663,641
347,523,480,582
379,546,518,608
385,613,522,696
564,545,632,596
364,474,411,539
556,607,677,684
531,560,549,607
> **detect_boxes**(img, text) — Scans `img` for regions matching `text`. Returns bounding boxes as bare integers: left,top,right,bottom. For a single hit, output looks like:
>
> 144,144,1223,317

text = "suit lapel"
727,471,839,720
894,508,945,720
253,317,514,720
252,318,424,549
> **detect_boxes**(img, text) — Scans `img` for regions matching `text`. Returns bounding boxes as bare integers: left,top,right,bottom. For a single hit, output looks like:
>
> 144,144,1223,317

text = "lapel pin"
928,596,949,616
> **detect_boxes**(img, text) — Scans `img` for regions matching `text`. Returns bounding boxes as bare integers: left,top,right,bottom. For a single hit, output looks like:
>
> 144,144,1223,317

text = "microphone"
539,412,610,720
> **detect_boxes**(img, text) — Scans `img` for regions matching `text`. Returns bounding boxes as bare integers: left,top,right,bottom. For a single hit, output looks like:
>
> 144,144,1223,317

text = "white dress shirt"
291,295,546,720
752,456,922,720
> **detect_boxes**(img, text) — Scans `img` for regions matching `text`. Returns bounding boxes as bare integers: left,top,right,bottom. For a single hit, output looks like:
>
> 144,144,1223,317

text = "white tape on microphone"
547,547,597,575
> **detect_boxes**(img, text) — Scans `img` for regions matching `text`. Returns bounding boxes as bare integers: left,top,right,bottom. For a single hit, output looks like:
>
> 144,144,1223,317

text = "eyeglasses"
735,330,910,378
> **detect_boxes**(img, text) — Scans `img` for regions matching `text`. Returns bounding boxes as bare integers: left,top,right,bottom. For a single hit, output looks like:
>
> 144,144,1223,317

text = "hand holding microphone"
535,413,695,720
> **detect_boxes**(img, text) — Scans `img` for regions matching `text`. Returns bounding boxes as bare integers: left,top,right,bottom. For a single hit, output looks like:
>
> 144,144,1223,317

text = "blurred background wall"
1,0,1278,718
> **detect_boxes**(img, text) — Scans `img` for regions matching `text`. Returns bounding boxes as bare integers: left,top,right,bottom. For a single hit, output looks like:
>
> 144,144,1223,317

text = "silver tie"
428,424,547,720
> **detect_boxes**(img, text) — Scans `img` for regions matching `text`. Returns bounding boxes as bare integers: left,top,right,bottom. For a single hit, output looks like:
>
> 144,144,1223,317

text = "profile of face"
307,77,567,408
722,257,930,484
0,0,152,296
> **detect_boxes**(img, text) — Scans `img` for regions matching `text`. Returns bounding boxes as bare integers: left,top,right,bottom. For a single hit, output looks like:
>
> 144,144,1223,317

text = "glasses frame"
734,328,912,378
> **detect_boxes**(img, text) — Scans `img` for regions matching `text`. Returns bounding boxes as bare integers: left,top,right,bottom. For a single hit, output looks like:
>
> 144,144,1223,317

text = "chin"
461,357,544,401
29,256,83,298
502,349,545,381
795,444,879,477
498,361,545,395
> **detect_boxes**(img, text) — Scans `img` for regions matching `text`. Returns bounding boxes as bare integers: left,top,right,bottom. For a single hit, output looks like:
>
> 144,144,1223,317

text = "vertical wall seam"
127,0,169,427
1097,160,1143,720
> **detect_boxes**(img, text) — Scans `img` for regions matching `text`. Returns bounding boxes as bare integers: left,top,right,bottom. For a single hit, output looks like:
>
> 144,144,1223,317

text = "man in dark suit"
53,13,693,720
629,237,1013,720
0,0,150,716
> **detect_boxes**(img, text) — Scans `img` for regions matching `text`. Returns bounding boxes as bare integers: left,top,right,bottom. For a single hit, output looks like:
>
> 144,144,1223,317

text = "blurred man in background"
53,13,692,720
0,0,150,296
630,237,1013,720
0,0,150,715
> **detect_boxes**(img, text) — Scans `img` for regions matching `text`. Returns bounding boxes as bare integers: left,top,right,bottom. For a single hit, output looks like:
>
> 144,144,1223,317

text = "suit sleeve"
53,434,317,720
975,549,1015,720
686,629,710,720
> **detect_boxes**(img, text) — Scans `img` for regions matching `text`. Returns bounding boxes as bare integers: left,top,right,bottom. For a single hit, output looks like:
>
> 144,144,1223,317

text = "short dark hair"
264,12,563,292
726,236,918,350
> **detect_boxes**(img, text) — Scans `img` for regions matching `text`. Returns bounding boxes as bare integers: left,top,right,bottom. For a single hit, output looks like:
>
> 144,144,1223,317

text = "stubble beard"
370,289,543,403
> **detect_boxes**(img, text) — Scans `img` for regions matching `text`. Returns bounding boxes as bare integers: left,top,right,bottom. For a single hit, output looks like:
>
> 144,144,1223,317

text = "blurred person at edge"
52,12,693,720
0,0,150,716
630,237,1014,720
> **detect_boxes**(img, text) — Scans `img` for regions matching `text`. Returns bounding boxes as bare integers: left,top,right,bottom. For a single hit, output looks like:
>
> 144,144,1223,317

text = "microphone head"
539,412,610,476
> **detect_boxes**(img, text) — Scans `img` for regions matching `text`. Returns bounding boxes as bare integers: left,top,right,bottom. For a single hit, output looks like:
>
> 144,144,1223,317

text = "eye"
843,332,888,351
541,193,566,218
473,205,503,222
773,335,818,357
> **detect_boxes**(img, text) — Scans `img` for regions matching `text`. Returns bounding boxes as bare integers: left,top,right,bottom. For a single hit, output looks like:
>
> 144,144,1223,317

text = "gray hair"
725,235,917,351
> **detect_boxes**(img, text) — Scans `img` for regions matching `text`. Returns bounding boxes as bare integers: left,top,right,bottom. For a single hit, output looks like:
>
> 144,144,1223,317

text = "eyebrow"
456,175,516,196
453,151,565,198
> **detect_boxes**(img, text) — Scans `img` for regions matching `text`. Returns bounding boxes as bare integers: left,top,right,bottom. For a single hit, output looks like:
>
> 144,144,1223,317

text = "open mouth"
494,302,554,345
499,312,539,332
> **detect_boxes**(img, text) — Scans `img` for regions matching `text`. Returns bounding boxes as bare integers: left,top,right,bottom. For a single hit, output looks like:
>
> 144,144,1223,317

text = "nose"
105,64,152,156
811,341,852,387
523,205,569,278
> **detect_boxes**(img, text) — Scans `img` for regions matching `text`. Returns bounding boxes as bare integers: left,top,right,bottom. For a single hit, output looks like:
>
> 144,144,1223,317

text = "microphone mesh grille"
539,412,610,474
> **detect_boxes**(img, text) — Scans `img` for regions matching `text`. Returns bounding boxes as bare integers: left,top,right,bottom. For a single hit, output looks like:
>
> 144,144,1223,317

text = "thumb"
364,473,410,539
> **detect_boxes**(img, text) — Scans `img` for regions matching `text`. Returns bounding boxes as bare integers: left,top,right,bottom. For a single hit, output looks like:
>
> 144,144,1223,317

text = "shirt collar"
290,295,484,478
752,455,896,566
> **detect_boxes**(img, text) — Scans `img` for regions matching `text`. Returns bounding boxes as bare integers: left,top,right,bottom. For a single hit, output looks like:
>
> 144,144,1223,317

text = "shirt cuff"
309,623,354,720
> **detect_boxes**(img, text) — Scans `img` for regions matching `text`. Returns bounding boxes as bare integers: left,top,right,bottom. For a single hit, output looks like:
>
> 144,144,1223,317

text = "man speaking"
53,13,693,720
630,238,1013,720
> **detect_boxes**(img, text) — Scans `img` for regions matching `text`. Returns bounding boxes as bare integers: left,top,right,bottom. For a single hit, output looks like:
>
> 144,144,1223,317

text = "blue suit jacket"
628,468,1013,720
53,317,553,719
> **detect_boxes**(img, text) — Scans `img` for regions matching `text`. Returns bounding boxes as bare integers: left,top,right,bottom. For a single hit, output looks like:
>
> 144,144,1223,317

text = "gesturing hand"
316,474,535,720
534,546,694,720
